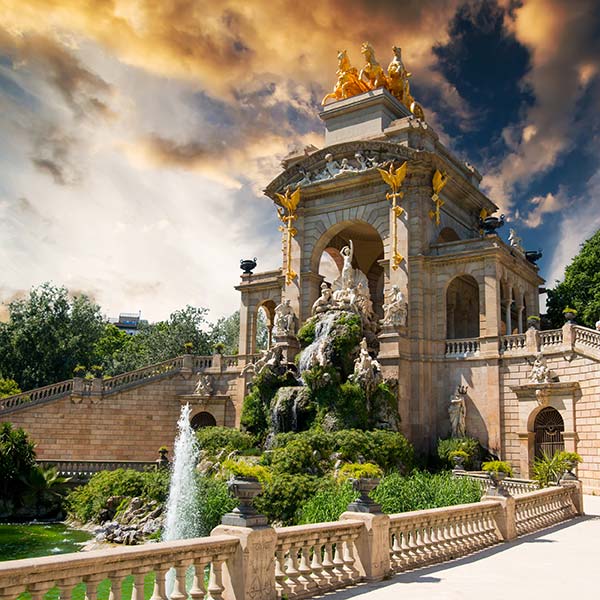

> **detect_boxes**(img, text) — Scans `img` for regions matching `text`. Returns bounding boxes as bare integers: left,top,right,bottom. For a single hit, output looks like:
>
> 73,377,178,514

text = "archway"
314,221,385,318
190,411,217,429
436,227,460,243
446,275,480,339
255,300,275,350
534,407,564,458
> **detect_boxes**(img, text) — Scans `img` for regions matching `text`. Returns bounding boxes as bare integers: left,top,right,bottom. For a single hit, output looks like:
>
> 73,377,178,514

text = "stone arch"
190,411,217,429
533,406,565,458
445,274,480,339
319,247,343,283
436,227,460,243
256,299,276,350
310,220,386,318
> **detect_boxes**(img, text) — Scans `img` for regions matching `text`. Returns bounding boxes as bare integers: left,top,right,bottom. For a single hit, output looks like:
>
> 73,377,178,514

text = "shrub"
532,451,583,487
0,378,21,398
196,426,255,456
371,471,482,513
66,468,169,523
449,450,469,460
297,317,317,347
254,473,321,525
437,437,483,470
368,430,414,473
297,479,358,524
338,462,383,481
481,460,513,477
270,438,319,475
196,475,237,536
222,459,272,483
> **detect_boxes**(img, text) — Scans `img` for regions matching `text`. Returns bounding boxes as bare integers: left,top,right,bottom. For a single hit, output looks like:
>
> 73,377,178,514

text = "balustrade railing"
454,472,539,496
573,325,600,351
388,501,500,572
0,379,73,413
445,338,480,356
0,535,238,600
193,356,214,370
103,357,185,393
539,329,563,349
514,486,578,536
274,520,363,598
38,459,157,480
499,333,527,353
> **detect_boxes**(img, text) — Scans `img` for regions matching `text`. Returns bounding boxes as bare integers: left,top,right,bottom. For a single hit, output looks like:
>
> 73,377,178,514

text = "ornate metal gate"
534,407,565,458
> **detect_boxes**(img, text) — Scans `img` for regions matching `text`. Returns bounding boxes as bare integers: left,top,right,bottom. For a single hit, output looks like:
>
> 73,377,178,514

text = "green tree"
0,378,21,398
546,229,600,328
209,311,240,355
0,283,104,389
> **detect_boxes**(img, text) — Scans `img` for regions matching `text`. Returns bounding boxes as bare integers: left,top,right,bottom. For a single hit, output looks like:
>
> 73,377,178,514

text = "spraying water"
162,403,200,541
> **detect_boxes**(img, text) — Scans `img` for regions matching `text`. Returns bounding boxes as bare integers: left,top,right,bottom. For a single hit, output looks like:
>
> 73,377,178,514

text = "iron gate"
534,406,564,458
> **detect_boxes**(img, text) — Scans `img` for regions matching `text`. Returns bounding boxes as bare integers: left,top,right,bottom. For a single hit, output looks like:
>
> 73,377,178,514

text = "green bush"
270,438,319,475
437,437,483,470
66,468,170,523
532,451,583,487
368,430,414,473
222,459,272,483
481,460,513,477
297,479,358,524
254,473,321,525
297,317,317,347
371,471,482,513
196,475,237,536
196,426,255,456
338,462,383,481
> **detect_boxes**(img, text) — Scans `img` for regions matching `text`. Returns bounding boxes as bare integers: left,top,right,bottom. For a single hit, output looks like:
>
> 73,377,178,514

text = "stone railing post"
560,479,584,516
212,352,223,371
526,326,539,353
90,377,104,403
339,511,391,581
562,322,575,352
481,494,516,541
181,353,193,375
210,524,277,600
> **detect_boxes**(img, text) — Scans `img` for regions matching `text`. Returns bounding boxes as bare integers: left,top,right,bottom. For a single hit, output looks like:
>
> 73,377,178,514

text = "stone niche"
511,381,580,478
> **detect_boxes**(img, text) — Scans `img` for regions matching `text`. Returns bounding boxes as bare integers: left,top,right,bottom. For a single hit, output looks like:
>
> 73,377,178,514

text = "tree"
0,422,36,512
0,283,105,390
546,229,600,328
209,311,240,355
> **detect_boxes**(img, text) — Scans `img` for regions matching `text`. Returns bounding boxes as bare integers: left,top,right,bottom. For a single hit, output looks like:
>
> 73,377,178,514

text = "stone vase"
347,477,382,513
222,477,268,527
564,311,576,322
560,459,578,482
451,455,466,471
486,471,509,497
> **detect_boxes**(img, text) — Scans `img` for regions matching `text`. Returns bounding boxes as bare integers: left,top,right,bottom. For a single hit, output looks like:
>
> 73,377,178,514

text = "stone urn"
222,477,267,527
527,317,541,330
347,478,382,513
451,454,466,472
479,215,505,235
560,459,578,482
240,258,257,275
486,471,509,497
564,311,576,323
525,250,543,264
156,448,169,468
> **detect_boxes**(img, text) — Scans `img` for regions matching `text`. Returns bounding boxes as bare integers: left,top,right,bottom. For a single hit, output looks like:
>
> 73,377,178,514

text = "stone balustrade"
0,379,73,414
103,357,186,393
538,329,563,349
514,485,579,536
273,520,363,598
573,325,600,357
499,333,527,353
454,471,539,496
0,483,583,600
0,535,238,600
388,501,501,572
445,338,480,357
38,459,158,481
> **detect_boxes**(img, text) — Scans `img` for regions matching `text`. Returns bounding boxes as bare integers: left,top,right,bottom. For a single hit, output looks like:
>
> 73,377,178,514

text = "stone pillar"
518,432,535,478
504,300,512,336
90,377,104,404
339,512,391,581
562,321,575,352
182,354,193,375
481,495,516,541
525,327,539,354
211,525,277,600
517,303,524,334
560,480,584,516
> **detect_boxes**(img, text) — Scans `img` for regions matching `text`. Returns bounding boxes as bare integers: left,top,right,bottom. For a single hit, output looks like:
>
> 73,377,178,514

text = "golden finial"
379,161,408,270
276,186,301,285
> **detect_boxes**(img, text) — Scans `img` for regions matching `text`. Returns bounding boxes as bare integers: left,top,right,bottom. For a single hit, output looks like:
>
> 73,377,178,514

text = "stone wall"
5,366,246,461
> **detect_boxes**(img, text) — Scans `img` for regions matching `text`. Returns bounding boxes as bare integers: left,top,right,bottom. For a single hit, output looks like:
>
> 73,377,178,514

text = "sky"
0,0,599,322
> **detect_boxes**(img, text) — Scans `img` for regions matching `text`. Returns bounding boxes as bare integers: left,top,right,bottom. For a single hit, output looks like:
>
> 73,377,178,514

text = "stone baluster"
309,540,325,589
285,545,301,594
274,548,290,598
331,540,346,584
321,542,336,588
297,544,315,594
150,566,168,600
131,572,146,600
342,535,359,581
206,560,225,600
169,564,187,600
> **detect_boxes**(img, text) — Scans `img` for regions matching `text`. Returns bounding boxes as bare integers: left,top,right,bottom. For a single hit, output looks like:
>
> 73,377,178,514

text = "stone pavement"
326,495,600,600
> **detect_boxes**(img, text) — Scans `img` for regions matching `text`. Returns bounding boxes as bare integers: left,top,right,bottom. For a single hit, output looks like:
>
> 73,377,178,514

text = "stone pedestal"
272,334,301,364
211,525,277,600
482,494,516,541
340,512,391,581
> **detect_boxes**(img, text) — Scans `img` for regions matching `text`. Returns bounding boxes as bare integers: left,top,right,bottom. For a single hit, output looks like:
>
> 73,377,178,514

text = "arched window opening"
319,249,342,284
534,407,564,459
436,227,460,244
255,305,270,351
191,411,217,429
446,275,480,339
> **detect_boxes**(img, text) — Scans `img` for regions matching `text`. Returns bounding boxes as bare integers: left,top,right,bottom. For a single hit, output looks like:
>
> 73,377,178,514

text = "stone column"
211,525,277,600
518,432,535,478
560,480,584,515
517,303,524,334
340,512,391,581
481,495,516,541
504,300,512,336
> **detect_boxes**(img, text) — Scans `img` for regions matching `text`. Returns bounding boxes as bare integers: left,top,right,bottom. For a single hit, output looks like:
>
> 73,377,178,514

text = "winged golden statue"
275,185,301,213
432,169,448,195
378,161,407,193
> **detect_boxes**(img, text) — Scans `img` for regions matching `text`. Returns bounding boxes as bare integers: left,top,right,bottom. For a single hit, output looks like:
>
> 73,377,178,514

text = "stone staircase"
0,353,254,416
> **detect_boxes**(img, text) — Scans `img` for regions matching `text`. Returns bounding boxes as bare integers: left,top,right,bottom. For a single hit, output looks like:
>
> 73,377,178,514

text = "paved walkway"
327,495,600,600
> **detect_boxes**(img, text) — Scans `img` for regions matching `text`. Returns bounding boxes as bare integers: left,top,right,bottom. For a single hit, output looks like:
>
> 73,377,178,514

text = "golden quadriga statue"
322,43,425,120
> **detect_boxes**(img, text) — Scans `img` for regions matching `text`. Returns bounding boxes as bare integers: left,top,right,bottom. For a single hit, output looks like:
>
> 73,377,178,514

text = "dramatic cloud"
520,189,567,228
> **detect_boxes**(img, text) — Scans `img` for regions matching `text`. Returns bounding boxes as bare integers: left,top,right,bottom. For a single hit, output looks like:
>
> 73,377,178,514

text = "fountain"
162,403,200,541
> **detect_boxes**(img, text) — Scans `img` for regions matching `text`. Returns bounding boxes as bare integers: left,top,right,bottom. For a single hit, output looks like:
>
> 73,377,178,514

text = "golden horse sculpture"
321,50,370,104
322,43,425,120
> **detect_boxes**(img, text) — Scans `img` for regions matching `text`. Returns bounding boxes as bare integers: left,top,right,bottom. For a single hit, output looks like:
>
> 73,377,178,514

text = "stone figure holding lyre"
448,386,467,438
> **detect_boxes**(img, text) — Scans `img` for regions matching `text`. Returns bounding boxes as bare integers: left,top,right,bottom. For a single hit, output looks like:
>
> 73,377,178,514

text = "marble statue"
273,299,296,336
312,282,333,315
448,385,467,438
340,240,354,290
595,319,600,332
194,374,213,396
529,353,552,384
382,285,407,327
508,228,524,253
351,337,382,398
